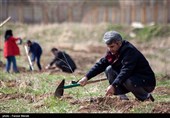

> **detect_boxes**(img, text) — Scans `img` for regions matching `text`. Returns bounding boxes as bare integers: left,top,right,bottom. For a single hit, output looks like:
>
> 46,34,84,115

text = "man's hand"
45,64,50,69
105,85,115,96
77,77,88,86
16,38,22,45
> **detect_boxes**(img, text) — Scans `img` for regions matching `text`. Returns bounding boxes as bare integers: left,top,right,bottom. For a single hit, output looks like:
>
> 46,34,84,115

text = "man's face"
27,42,31,47
107,42,121,55
52,50,58,55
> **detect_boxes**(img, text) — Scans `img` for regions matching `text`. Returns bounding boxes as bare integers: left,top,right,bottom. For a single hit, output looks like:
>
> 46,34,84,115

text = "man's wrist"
112,78,120,87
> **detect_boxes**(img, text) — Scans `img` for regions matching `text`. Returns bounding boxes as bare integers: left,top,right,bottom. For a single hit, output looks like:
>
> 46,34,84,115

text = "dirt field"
0,23,170,113
0,79,170,113
0,43,170,113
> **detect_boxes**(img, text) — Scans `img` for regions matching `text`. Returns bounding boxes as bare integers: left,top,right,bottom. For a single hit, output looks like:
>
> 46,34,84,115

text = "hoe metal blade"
54,79,65,98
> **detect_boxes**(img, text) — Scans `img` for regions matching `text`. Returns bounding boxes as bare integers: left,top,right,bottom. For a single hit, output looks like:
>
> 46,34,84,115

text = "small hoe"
54,78,107,98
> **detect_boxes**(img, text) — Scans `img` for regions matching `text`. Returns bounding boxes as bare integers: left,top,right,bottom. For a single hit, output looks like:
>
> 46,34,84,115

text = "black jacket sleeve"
86,57,110,80
112,48,138,86
49,52,61,66
49,56,58,66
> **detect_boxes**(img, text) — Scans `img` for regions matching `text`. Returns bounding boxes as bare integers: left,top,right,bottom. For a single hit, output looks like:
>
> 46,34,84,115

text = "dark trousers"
31,54,42,71
6,56,19,73
105,66,154,101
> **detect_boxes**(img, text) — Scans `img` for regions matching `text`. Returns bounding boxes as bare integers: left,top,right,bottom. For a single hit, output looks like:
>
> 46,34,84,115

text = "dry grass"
1,23,170,75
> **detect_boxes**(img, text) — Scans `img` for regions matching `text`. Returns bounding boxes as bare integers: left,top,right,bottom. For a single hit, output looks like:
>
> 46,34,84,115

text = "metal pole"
24,45,34,71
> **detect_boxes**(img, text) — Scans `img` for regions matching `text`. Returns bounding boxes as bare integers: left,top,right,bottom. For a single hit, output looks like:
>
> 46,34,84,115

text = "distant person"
26,40,42,71
78,31,156,102
3,29,22,73
45,48,77,73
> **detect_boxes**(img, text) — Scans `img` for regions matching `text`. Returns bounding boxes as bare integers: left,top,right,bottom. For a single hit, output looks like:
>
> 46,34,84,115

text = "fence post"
112,7,115,23
104,7,108,22
153,1,158,23
121,3,125,24
42,4,49,24
68,5,73,22
32,4,34,24
18,3,24,23
141,2,146,24
93,5,98,24
130,4,136,23
163,0,168,25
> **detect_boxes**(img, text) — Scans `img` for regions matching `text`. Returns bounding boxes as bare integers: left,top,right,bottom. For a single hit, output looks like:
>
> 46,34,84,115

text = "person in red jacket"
3,29,22,73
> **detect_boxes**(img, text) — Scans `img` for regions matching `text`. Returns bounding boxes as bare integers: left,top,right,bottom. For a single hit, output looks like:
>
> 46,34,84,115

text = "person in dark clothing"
78,31,156,102
45,48,76,73
26,40,42,71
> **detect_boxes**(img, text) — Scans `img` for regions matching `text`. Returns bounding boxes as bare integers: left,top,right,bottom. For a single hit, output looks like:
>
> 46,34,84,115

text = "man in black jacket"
78,31,156,102
45,48,77,73
27,40,42,71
